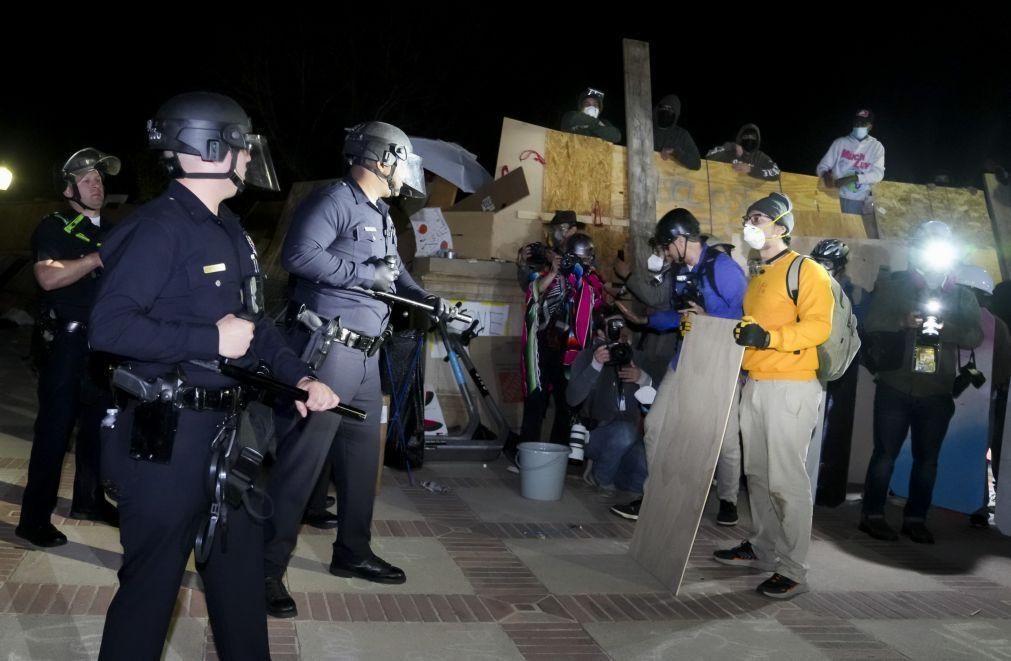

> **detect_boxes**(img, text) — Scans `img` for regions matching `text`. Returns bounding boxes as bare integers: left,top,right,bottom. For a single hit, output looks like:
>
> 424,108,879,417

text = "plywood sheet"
543,129,616,218
630,315,745,592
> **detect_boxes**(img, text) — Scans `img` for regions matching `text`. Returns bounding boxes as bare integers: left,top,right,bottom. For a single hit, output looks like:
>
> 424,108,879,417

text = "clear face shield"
242,134,280,192
395,151,426,199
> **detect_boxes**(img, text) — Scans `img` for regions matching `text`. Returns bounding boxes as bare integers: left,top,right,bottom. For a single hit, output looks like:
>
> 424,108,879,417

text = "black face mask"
656,109,676,129
741,138,759,153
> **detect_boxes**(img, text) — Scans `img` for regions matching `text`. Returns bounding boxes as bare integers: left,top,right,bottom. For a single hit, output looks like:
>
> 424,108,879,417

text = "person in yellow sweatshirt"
712,192,834,599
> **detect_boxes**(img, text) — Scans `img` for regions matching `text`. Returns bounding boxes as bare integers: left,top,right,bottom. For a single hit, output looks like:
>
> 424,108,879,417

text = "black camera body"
525,242,549,269
560,253,580,273
672,273,705,310
605,341,633,367
953,353,986,398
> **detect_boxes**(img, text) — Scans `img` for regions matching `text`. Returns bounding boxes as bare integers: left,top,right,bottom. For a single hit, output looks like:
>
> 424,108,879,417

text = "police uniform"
19,210,112,534
266,176,429,579
90,181,311,661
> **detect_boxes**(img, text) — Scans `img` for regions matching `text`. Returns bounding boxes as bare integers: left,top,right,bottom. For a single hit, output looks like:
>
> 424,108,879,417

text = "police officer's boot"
265,575,297,618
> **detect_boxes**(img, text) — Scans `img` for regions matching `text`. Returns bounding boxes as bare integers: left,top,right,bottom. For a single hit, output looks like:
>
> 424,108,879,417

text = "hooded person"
707,123,781,181
653,94,701,170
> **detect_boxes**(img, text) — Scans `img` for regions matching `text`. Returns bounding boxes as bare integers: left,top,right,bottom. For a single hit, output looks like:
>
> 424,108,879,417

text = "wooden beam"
623,38,656,273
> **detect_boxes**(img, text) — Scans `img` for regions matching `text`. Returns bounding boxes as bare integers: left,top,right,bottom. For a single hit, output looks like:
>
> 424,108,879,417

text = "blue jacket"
646,245,747,368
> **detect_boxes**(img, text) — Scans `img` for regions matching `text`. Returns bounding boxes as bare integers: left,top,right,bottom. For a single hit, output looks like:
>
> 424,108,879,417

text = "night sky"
3,14,1009,206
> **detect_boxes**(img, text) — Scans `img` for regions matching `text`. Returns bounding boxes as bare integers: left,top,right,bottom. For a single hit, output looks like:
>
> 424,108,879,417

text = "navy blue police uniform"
20,210,113,534
90,181,311,661
265,176,429,581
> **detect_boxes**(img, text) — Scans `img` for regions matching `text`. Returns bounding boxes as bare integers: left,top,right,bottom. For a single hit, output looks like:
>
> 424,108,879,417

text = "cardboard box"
449,167,529,212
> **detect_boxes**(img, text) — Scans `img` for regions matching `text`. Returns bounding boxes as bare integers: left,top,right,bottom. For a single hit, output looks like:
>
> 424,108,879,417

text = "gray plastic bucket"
517,442,569,501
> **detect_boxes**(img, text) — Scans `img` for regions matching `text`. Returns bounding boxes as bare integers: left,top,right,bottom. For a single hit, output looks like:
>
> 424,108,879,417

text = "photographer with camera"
509,231,608,461
611,208,747,523
565,312,660,493
860,221,982,544
516,210,584,290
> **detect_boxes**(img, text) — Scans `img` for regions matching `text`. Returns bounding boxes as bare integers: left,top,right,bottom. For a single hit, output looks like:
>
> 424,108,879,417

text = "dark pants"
306,453,334,514
517,346,571,448
20,329,108,528
862,382,956,521
816,356,860,507
991,385,1006,486
264,326,383,579
99,405,268,661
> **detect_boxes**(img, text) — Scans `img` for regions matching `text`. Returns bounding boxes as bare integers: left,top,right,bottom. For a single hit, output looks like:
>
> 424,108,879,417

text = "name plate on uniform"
203,263,227,274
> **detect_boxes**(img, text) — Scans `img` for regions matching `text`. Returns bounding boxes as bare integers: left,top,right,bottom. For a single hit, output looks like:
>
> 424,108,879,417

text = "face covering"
852,126,870,140
740,137,759,152
743,224,767,250
552,229,567,246
582,106,600,119
647,254,665,272
656,109,676,128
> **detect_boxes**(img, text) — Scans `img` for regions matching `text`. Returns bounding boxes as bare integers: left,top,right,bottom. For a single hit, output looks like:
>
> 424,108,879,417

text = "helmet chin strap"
173,150,244,191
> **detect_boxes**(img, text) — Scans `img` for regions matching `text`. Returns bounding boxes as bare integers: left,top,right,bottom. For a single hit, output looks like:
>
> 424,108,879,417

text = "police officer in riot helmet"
266,119,448,618
15,148,122,549
90,91,339,660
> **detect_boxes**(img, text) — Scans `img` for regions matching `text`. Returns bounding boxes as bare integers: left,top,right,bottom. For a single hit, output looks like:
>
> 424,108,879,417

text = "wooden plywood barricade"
631,316,745,592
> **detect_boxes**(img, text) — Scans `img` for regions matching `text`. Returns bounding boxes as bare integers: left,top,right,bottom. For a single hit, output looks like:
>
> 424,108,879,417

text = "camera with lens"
568,420,590,462
523,242,549,269
912,297,944,374
671,273,704,310
559,252,580,273
602,315,632,367
952,351,986,398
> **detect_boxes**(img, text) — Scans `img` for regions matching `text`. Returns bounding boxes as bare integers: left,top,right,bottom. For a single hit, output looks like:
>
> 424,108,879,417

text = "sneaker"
858,516,898,541
901,521,935,544
713,541,775,570
969,509,990,529
716,500,738,526
609,499,641,521
757,573,808,599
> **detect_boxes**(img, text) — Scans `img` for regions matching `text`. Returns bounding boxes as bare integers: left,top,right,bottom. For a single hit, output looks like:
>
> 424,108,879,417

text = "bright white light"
922,240,957,272
925,299,942,314
0,167,12,191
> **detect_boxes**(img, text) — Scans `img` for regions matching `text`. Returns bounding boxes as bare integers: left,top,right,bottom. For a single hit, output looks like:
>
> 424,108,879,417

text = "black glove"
366,256,398,293
425,295,451,322
734,318,771,348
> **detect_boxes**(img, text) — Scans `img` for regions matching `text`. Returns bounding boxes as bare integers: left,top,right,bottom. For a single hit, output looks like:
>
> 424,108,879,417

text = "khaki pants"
740,378,823,583
643,367,742,505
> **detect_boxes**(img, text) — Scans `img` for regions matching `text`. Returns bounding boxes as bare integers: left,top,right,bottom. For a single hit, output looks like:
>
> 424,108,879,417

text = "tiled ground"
1,326,1009,660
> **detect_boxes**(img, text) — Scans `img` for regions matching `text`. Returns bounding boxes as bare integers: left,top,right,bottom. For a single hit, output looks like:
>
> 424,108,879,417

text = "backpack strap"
786,255,807,306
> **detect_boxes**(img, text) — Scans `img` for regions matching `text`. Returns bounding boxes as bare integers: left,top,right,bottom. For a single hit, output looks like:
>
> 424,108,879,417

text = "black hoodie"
653,94,701,170
706,123,781,181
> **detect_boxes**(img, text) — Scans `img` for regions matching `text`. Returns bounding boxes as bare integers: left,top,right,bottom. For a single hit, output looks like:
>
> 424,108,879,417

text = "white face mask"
852,126,869,140
582,106,600,119
743,224,768,250
647,254,665,273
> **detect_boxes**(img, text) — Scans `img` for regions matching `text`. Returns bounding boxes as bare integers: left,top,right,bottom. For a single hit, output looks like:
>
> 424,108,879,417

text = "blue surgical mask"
852,126,870,140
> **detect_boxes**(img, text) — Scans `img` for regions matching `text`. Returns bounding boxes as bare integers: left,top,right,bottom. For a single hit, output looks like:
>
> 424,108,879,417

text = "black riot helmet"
653,208,701,247
56,147,121,210
343,121,426,200
146,91,280,192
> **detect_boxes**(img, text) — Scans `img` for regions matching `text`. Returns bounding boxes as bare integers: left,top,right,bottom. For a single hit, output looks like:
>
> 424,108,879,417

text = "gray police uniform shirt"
282,176,429,337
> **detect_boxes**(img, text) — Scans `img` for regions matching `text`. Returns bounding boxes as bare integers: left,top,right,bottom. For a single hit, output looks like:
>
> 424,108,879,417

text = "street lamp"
0,166,12,191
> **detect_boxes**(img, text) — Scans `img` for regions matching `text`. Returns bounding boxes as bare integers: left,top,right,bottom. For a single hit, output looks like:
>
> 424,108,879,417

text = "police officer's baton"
191,360,368,421
349,287,475,325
